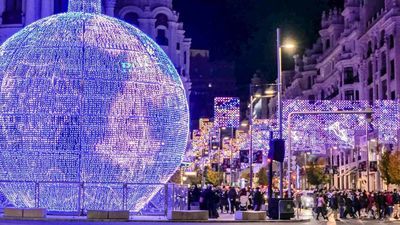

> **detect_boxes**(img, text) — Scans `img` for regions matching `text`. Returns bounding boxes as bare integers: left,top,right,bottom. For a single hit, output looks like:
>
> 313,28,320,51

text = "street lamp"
276,28,296,197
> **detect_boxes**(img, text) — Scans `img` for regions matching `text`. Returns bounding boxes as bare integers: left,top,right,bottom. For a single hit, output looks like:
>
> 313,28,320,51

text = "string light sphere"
0,0,189,212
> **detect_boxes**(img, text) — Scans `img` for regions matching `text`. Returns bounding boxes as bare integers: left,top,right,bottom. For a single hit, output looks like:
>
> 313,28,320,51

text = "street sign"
240,150,249,163
253,150,263,164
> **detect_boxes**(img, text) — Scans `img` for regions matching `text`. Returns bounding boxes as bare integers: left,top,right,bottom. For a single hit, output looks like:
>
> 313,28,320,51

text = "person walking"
377,191,386,219
367,192,376,219
393,189,400,219
329,191,340,221
316,194,328,220
220,187,229,213
252,187,263,211
339,192,346,219
228,186,237,214
239,189,249,211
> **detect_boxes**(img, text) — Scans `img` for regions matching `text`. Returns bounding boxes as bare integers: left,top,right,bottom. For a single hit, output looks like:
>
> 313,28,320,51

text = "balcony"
344,76,359,85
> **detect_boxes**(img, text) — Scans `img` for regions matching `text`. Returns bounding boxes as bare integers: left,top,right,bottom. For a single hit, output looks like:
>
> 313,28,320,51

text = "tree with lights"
205,166,223,186
306,158,329,187
387,150,400,185
378,150,393,188
256,167,268,186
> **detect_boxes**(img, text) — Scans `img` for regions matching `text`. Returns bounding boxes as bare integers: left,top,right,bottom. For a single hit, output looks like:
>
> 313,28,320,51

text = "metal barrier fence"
0,181,187,216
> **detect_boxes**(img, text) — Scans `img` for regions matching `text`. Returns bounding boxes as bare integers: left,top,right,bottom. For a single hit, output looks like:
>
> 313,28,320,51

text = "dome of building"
0,0,188,212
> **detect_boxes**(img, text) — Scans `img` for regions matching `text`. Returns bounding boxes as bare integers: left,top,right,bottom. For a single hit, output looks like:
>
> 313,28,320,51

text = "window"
368,61,373,85
380,30,385,47
382,80,388,100
155,14,168,28
184,51,187,64
381,52,387,76
355,90,359,100
345,90,354,100
391,91,396,100
176,42,180,50
123,12,139,26
367,41,372,57
321,90,325,100
391,59,395,80
341,153,344,166
156,29,168,46
326,39,331,49
369,88,373,102
3,0,22,24
390,35,395,49
344,67,354,84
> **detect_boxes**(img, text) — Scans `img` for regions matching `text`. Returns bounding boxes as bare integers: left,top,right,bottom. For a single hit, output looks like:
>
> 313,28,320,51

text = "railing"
0,181,187,216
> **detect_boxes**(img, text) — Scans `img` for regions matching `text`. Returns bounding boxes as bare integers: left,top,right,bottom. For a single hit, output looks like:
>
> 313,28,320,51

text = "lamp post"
276,28,295,197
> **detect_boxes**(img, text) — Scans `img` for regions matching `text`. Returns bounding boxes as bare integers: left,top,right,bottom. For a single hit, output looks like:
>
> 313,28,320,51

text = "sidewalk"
0,211,311,223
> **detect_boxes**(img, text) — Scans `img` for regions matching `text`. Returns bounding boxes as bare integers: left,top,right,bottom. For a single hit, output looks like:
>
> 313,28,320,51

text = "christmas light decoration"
0,0,188,212
214,97,240,128
283,100,399,151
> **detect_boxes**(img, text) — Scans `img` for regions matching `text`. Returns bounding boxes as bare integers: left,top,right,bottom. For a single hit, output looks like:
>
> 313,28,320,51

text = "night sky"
173,0,344,96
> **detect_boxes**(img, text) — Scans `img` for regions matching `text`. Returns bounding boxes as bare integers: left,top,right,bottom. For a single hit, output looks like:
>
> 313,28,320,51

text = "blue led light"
0,0,188,212
214,97,240,128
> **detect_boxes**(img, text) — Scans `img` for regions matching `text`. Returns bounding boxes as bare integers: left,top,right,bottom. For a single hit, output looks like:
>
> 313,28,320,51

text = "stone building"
268,0,400,191
0,0,192,97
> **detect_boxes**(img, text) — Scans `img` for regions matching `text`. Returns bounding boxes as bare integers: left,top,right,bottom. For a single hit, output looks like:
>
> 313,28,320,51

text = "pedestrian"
339,193,346,218
367,192,376,219
377,191,386,219
228,186,237,214
219,187,229,213
385,191,394,218
329,191,339,221
353,194,361,218
252,187,263,211
239,188,249,211
393,189,400,219
316,194,328,220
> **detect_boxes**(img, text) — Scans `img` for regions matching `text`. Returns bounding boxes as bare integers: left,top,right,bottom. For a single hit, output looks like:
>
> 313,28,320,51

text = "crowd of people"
295,189,400,221
188,185,400,221
188,185,266,218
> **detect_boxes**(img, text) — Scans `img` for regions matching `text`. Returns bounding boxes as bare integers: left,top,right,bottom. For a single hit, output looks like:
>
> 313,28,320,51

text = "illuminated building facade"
266,0,400,190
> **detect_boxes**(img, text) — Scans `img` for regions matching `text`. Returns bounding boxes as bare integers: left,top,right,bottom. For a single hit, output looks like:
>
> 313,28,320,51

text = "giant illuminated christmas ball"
0,0,189,212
